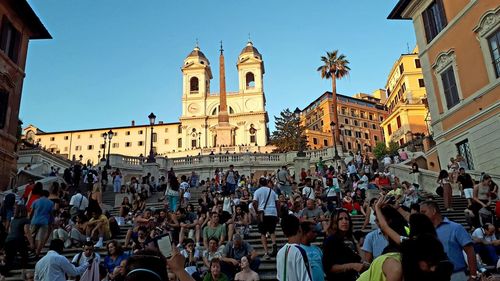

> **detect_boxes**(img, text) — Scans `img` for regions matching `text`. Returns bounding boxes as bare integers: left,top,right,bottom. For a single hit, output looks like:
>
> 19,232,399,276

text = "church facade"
24,42,270,164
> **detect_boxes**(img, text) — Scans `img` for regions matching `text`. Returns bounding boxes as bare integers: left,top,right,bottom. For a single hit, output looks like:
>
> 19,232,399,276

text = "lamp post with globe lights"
101,132,108,162
105,130,113,169
293,107,306,157
147,112,156,163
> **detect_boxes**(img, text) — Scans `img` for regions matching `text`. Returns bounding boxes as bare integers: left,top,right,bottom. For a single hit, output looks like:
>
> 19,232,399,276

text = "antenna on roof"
406,42,410,53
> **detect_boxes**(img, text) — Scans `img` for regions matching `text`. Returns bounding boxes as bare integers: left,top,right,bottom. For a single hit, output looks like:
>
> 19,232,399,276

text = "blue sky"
22,0,415,132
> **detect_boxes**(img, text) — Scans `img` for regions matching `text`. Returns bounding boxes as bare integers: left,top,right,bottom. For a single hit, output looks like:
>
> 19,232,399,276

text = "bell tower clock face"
188,103,200,114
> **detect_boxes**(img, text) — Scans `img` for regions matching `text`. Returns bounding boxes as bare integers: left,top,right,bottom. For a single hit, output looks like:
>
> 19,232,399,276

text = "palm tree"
317,50,350,145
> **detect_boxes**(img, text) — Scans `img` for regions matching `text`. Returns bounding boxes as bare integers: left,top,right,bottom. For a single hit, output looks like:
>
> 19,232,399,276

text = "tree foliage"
270,108,308,153
373,142,388,159
387,141,400,156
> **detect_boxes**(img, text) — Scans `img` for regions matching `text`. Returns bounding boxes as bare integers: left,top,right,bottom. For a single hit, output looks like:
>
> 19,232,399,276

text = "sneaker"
263,253,270,260
271,244,278,257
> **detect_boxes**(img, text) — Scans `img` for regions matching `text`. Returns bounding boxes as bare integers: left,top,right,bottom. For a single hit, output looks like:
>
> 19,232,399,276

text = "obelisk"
215,41,233,146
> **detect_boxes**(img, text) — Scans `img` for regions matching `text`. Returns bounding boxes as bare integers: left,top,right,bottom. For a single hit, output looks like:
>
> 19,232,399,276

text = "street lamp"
198,132,202,148
293,107,306,157
147,112,156,163
101,132,107,162
105,129,113,169
330,121,340,160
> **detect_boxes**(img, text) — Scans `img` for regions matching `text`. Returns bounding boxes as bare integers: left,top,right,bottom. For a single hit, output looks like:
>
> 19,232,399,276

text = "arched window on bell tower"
190,77,199,93
245,72,255,89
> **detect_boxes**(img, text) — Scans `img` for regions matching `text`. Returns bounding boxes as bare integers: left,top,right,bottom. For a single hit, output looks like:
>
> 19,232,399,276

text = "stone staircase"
5,187,471,281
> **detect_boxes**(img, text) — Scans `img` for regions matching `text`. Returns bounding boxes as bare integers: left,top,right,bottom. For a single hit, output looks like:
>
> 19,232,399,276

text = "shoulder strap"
283,245,290,281
78,194,84,208
76,252,83,264
263,187,273,211
295,245,313,281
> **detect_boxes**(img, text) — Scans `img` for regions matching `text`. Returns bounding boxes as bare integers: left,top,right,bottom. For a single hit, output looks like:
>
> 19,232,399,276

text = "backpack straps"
295,245,313,281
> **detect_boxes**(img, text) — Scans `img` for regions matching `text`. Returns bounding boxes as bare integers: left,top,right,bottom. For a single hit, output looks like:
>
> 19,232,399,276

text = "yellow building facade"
24,42,270,164
380,47,430,146
389,0,500,175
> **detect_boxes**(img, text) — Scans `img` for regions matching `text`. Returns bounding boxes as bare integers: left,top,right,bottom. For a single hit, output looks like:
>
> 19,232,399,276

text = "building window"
63,136,68,140
64,147,68,152
387,124,392,136
422,0,447,43
152,133,157,142
164,139,169,145
397,116,402,128
114,132,117,136
177,138,182,148
399,63,404,74
191,139,197,148
138,130,143,135
380,116,384,122
351,110,356,117
87,145,93,150
50,137,55,141
344,118,349,124
341,108,347,115
399,139,405,146
488,28,500,78
126,131,130,136
113,143,119,148
355,131,361,138
190,77,199,92
0,17,21,64
415,59,421,68
125,142,131,147
456,139,474,170
369,114,373,121
360,111,366,119
178,125,182,134
347,142,352,150
77,135,81,139
138,141,144,146
0,91,7,129
401,83,406,93
75,146,81,151
100,144,105,149
89,134,93,138
164,128,168,133
363,122,368,128
245,72,255,88
441,66,460,109
364,133,369,139
372,124,377,129
418,79,425,87
354,120,358,126
313,138,318,145
323,139,328,146
374,135,379,142
250,135,256,143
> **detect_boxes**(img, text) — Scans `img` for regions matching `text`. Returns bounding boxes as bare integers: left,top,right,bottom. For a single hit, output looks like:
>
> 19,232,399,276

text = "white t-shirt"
358,175,369,190
325,178,340,198
276,243,312,281
180,181,190,191
384,156,392,166
302,186,315,200
472,228,496,243
69,193,89,211
253,186,278,216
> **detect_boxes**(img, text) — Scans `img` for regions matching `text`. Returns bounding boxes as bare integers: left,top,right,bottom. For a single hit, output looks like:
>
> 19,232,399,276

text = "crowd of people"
0,150,499,281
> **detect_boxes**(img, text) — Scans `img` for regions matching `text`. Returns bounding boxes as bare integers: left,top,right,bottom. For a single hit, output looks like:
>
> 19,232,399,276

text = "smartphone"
157,234,173,258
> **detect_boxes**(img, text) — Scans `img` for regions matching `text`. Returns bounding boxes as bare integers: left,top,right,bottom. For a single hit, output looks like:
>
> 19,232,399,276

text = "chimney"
131,120,135,126
159,121,164,124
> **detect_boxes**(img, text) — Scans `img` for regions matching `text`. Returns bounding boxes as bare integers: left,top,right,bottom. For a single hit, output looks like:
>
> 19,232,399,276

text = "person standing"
276,214,312,281
113,168,122,193
300,222,324,281
277,166,292,197
224,165,237,194
438,170,453,211
30,190,54,258
419,201,478,281
456,167,474,206
253,177,279,259
34,239,88,281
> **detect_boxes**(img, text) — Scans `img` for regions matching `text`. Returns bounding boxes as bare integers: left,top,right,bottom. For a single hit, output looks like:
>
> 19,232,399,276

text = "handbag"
258,188,273,223
435,185,444,197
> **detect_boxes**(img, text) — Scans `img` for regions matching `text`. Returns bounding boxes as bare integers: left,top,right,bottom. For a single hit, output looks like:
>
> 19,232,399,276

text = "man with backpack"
253,178,279,260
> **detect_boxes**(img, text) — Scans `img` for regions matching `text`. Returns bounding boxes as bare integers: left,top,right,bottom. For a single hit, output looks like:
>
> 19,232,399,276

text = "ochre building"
380,47,431,146
0,0,51,189
25,42,270,165
389,0,500,174
301,91,388,155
